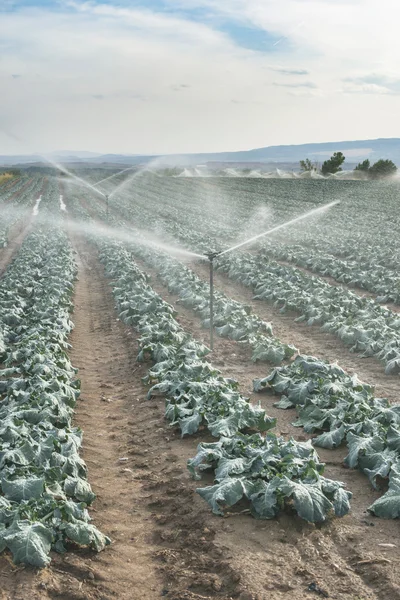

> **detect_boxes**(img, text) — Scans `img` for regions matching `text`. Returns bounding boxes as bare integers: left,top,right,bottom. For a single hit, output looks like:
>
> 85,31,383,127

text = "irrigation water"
32,196,42,216
94,166,136,187
42,157,107,199
205,199,340,349
108,166,150,200
218,200,340,256
62,217,206,260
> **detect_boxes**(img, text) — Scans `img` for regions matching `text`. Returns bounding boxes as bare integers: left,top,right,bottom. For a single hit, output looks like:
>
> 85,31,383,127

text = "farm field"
0,171,400,600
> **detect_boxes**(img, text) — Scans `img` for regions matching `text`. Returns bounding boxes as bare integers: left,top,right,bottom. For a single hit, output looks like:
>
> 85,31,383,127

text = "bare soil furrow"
187,259,399,403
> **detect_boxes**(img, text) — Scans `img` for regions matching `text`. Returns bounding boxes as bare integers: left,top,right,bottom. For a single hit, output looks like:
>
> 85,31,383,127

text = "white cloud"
0,0,399,154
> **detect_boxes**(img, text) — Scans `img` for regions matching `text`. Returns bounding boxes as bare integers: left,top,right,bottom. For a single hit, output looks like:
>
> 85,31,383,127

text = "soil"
1,195,400,599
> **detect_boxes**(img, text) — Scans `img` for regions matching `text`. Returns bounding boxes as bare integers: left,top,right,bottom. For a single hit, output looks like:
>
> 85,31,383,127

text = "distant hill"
1,138,400,167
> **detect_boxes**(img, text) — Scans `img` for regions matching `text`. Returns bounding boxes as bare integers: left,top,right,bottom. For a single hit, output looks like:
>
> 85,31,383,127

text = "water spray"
94,166,135,187
204,199,340,351
217,200,340,256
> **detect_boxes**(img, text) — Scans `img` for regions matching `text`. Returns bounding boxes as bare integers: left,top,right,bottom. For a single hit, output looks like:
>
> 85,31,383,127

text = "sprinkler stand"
105,194,109,220
205,251,220,351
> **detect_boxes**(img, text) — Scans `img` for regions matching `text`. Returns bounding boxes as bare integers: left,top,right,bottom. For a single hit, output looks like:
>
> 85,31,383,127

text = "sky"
1,0,400,155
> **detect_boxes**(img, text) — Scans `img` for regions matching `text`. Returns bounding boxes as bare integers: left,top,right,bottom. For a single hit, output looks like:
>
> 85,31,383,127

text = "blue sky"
1,0,399,154
2,0,285,52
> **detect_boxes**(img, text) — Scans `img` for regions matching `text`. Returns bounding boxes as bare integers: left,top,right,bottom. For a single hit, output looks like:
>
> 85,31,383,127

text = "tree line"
300,153,397,179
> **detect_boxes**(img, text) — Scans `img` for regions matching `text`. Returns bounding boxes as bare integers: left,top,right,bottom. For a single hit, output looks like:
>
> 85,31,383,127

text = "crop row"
120,236,297,365
67,187,298,365
254,354,400,518
260,241,400,306
70,184,400,377
91,233,352,524
214,252,400,375
0,203,109,566
0,176,47,248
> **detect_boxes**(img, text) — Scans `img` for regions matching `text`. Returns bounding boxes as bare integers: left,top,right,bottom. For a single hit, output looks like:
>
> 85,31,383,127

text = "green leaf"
279,477,334,523
274,397,295,409
196,479,245,515
333,488,352,517
3,521,52,567
65,523,111,552
368,463,400,518
313,425,345,449
386,425,400,452
1,477,44,502
249,480,279,519
369,490,400,519
207,414,240,438
344,433,384,469
215,457,254,482
179,412,202,437
63,477,96,503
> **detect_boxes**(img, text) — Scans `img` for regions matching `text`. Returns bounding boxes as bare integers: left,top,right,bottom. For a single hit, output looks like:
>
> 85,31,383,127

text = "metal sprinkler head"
205,250,220,261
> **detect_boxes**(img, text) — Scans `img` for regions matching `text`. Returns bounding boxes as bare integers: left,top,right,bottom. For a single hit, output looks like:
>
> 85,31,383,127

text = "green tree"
368,159,397,179
299,158,318,172
354,159,370,172
321,152,345,175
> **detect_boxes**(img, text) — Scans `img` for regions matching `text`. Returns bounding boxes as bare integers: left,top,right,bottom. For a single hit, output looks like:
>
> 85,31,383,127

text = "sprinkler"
205,251,221,351
105,194,109,221
203,199,340,350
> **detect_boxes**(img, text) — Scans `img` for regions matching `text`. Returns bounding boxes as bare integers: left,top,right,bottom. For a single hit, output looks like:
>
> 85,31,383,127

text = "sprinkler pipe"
205,251,221,351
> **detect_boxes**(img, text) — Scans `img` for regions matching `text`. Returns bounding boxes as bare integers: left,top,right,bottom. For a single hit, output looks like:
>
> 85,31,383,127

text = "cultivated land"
0,172,399,600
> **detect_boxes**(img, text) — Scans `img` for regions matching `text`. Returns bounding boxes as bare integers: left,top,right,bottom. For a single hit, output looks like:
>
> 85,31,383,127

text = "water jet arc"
218,200,340,257
205,199,340,351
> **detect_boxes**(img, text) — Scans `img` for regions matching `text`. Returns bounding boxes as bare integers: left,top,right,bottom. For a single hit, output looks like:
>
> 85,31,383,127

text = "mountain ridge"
1,137,400,166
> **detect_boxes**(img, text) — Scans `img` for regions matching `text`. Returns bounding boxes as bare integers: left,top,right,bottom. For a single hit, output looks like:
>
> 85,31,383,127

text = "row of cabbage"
72,181,400,377
253,354,400,518
65,185,297,366
92,235,352,524
0,193,109,566
65,192,353,522
0,176,46,248
120,237,297,365
260,242,400,306
214,252,400,376
97,173,400,274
